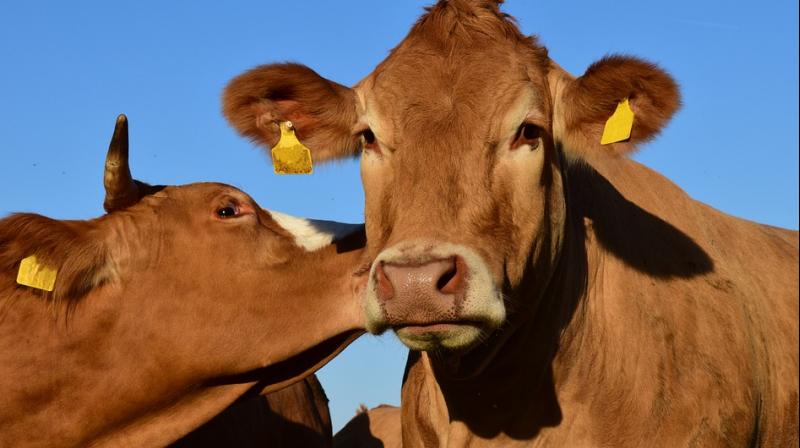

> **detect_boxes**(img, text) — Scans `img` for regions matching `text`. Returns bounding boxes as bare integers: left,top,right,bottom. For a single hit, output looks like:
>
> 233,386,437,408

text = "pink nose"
374,257,468,324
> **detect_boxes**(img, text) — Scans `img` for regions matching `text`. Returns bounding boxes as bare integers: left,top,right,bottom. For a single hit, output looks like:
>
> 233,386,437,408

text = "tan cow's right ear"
549,55,681,159
223,63,360,162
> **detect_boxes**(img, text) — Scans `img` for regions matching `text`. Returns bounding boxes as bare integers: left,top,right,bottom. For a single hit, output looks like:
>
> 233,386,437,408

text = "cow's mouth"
393,320,489,352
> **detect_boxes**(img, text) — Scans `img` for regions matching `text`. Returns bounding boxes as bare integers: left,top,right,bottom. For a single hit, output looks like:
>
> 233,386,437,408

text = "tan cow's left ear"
550,55,681,158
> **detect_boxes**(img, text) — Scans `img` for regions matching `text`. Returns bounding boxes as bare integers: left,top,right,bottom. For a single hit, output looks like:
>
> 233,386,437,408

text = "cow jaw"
364,241,505,351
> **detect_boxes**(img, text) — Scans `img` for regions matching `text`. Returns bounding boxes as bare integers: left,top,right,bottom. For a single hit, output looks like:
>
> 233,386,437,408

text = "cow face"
224,1,679,352
102,182,364,377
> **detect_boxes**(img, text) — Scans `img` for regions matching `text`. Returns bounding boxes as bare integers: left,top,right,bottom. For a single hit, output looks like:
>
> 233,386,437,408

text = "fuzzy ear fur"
448,0,504,12
222,63,360,162
553,55,681,158
0,213,111,302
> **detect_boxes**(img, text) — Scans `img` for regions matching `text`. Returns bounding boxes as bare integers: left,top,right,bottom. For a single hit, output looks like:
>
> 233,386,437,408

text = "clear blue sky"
1,0,797,432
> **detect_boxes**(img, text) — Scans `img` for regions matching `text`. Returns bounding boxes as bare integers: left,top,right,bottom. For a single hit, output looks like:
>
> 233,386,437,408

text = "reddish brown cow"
223,1,798,446
333,404,401,448
174,374,334,447
0,116,367,447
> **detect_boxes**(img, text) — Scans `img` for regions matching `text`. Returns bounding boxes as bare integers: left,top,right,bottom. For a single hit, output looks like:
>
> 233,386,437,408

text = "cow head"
1,115,367,391
223,1,679,354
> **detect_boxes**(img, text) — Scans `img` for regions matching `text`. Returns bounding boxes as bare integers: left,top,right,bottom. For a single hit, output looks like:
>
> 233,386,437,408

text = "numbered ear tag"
17,255,57,292
601,98,635,145
271,121,313,175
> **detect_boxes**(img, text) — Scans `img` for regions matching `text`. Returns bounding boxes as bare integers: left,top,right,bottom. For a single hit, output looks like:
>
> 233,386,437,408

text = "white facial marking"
268,210,361,252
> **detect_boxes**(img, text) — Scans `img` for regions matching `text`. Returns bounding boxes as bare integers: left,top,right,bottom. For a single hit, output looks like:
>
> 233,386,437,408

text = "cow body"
174,374,333,448
223,1,798,446
0,116,367,447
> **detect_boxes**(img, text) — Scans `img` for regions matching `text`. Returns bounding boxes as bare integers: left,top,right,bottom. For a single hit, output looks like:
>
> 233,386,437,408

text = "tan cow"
223,1,799,446
0,115,368,447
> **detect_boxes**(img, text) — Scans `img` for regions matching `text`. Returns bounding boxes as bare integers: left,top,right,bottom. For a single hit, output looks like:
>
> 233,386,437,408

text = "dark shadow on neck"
566,161,713,278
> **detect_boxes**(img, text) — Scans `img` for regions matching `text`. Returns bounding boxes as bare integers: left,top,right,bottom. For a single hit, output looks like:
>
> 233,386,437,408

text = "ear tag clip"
601,98,635,145
271,121,313,175
17,255,57,292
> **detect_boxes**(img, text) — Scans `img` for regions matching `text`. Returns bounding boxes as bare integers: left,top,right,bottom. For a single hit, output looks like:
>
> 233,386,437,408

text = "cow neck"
90,245,366,447
0,243,365,447
400,152,594,443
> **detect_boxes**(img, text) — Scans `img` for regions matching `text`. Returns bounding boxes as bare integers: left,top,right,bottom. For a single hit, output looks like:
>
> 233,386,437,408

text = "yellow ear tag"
16,255,57,292
601,98,635,145
271,121,313,175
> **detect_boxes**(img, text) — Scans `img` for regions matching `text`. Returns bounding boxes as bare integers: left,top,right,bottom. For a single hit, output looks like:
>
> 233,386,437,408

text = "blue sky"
1,0,797,432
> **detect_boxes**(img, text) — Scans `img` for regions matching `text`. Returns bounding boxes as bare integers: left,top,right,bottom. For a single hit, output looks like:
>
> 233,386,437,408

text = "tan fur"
225,1,797,446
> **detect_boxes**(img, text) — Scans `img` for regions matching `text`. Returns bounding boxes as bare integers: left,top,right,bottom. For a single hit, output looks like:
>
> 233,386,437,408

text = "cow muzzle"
364,242,505,351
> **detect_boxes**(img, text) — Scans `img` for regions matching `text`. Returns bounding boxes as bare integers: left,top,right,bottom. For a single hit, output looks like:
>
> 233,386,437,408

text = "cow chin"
394,323,487,352
363,241,506,351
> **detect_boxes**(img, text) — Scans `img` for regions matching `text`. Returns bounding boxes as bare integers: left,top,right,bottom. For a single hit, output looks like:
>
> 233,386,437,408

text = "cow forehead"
358,9,550,142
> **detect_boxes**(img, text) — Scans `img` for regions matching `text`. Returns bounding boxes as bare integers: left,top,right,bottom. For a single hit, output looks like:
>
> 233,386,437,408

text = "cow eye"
522,124,540,141
361,129,379,152
513,123,542,150
216,204,240,218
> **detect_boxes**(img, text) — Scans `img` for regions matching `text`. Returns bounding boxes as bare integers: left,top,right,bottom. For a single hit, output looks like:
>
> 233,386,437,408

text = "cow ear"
551,55,681,158
223,63,360,162
0,214,111,302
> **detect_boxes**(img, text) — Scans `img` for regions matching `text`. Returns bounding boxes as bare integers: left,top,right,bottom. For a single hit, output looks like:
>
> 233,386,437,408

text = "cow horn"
103,114,139,212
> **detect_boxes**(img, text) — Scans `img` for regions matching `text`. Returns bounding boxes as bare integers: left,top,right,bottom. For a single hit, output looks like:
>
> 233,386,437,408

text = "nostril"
375,261,395,301
436,258,457,291
438,256,465,295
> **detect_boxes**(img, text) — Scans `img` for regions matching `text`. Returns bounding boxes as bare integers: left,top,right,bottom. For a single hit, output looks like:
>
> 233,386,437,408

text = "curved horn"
103,114,139,212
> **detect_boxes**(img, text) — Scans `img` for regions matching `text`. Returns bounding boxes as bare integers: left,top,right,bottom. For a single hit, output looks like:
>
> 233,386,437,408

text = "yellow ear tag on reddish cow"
16,255,57,292
601,98,635,145
271,121,313,175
